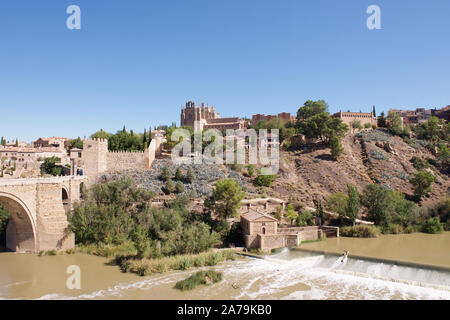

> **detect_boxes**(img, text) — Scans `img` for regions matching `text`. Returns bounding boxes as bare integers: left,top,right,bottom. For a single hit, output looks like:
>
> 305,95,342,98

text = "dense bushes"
421,217,444,234
327,183,449,235
340,225,381,238
69,177,221,258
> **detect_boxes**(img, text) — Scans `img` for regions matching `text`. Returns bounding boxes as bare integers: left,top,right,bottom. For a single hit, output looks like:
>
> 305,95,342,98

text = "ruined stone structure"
0,176,86,253
180,101,247,131
332,110,377,128
241,208,339,252
70,137,165,186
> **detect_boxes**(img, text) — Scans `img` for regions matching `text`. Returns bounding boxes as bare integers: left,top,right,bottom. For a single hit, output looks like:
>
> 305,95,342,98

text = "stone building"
180,101,247,131
251,112,296,126
331,110,377,128
0,146,69,165
435,105,450,122
33,137,70,152
241,208,339,252
388,108,435,125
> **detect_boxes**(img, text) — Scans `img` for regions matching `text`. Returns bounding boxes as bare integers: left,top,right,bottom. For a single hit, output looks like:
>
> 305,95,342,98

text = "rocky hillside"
270,129,449,206
100,129,448,208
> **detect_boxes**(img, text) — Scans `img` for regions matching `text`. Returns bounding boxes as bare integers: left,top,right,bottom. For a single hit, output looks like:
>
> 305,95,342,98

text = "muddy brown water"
0,233,449,300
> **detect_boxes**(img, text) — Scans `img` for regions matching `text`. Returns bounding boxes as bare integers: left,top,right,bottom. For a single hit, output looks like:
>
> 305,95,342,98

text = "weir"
266,248,450,290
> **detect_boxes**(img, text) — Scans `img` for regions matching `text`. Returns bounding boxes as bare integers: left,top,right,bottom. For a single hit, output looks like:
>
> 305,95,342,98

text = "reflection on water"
0,233,449,300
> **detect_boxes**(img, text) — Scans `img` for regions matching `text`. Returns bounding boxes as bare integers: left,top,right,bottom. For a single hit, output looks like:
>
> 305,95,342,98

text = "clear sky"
0,0,449,142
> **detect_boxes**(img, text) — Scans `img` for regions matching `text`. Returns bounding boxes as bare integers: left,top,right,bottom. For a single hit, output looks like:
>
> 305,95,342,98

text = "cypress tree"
143,128,147,149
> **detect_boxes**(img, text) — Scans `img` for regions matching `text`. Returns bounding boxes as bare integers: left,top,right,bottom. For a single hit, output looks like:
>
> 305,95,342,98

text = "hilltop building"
33,137,70,152
251,112,296,126
388,108,435,125
435,105,450,122
331,110,377,128
180,101,247,131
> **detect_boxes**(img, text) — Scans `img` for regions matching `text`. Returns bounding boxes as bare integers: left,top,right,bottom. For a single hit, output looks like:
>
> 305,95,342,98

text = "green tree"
296,209,314,227
415,116,441,141
186,167,195,184
204,179,245,219
246,165,255,177
160,166,172,182
175,167,184,181
422,217,444,234
68,137,84,150
325,192,348,219
360,184,392,225
346,184,360,225
142,128,148,149
437,143,450,166
387,112,403,136
175,181,185,194
296,100,328,122
90,129,112,140
254,174,277,187
164,178,175,194
131,226,150,258
377,112,387,128
329,135,344,160
296,100,348,143
42,157,62,176
285,204,298,225
410,170,436,201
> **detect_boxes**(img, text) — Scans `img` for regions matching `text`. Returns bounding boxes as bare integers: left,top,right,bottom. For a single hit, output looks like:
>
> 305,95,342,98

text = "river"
1,233,449,300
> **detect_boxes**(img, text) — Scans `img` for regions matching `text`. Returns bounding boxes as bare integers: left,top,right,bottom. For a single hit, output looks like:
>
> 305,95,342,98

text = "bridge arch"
0,192,37,253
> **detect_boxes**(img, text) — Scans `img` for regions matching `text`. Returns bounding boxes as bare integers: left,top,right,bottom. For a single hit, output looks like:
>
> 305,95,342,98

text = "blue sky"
0,0,449,142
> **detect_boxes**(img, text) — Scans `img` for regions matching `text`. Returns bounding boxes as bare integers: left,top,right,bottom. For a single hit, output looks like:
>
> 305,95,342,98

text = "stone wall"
106,151,149,172
79,137,164,186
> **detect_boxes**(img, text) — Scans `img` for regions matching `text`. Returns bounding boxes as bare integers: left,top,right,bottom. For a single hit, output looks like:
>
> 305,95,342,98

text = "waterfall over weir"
262,249,450,292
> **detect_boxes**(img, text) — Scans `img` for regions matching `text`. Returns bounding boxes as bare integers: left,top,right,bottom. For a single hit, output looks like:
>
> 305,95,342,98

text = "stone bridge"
0,176,87,253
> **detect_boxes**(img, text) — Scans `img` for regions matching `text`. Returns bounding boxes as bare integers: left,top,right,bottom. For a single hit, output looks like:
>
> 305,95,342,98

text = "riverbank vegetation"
114,250,236,277
325,182,449,237
340,225,381,238
67,177,243,274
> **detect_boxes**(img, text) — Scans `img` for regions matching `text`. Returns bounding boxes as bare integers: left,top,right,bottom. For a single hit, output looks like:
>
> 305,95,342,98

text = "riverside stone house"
241,209,339,252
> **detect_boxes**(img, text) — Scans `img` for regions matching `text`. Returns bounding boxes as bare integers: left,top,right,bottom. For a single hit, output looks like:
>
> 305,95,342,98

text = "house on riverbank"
241,209,339,252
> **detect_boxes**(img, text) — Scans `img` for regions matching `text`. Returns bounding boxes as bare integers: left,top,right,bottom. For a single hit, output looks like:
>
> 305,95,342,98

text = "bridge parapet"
0,176,87,186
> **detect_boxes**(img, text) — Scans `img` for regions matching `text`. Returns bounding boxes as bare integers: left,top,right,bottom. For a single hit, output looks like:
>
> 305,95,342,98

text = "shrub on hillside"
254,174,277,187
